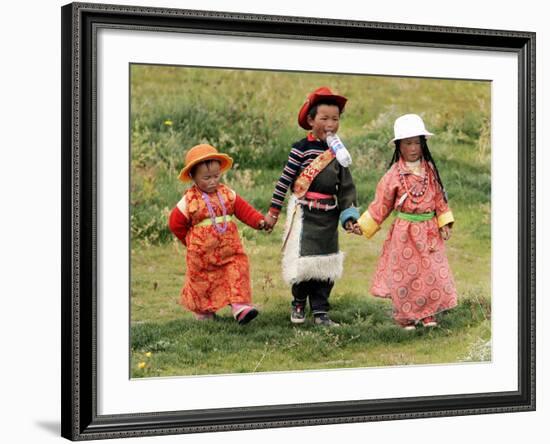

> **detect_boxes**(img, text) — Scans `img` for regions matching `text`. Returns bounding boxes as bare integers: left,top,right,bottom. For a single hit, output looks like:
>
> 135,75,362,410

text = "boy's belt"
304,191,333,200
297,192,337,211
395,211,435,222
196,215,233,227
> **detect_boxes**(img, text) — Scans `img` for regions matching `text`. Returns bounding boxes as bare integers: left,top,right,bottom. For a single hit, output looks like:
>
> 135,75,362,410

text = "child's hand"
258,219,273,233
344,220,363,236
264,212,278,231
439,225,452,241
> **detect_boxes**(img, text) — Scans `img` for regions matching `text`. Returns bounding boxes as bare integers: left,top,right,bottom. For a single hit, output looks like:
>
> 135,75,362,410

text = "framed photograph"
61,2,535,440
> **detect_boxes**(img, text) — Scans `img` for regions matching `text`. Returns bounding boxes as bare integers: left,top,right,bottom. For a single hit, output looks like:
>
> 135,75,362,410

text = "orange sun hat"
177,144,233,183
297,86,348,130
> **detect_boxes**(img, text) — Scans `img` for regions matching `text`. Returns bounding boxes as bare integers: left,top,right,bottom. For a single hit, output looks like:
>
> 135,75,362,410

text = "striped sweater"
270,133,327,213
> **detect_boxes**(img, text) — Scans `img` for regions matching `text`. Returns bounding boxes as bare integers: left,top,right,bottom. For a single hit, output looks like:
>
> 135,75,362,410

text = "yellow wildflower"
145,352,152,358
138,362,146,369
164,120,173,126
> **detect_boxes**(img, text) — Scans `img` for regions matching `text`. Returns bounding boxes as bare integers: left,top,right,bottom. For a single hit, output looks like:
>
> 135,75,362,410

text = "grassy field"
130,65,491,377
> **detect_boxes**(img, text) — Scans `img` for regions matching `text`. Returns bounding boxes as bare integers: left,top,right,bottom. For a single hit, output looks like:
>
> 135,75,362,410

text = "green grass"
129,64,491,377
132,313,490,376
130,222,491,377
132,292,491,376
130,65,490,244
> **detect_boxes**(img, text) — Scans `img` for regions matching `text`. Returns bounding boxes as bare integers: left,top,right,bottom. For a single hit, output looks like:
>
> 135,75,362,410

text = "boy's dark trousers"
291,279,334,315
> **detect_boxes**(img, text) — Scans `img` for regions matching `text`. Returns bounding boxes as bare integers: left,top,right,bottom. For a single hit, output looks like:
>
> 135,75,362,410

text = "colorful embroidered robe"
357,158,457,323
169,184,263,314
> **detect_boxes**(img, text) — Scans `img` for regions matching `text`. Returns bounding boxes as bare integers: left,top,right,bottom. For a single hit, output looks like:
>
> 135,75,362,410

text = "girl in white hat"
356,114,457,330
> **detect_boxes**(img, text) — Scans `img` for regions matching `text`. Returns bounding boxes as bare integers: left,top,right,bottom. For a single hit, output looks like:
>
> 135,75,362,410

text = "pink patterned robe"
358,158,457,323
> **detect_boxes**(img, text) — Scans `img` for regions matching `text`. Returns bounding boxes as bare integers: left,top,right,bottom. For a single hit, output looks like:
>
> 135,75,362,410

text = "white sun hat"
390,113,434,143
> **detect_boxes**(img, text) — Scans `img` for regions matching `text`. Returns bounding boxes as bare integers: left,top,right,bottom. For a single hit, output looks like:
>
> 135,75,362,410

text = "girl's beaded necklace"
398,160,429,203
201,190,228,234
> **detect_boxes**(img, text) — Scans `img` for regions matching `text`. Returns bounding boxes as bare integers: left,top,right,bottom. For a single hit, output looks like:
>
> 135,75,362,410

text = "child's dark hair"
190,159,221,178
307,98,344,120
390,136,448,202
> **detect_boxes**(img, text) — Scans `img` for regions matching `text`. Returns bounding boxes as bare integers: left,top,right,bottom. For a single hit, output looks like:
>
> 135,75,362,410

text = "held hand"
258,219,268,232
439,225,452,241
345,220,363,236
264,212,278,231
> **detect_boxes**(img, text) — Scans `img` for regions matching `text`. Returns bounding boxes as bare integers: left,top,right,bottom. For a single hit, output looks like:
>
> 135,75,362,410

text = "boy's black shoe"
314,313,340,327
290,303,306,324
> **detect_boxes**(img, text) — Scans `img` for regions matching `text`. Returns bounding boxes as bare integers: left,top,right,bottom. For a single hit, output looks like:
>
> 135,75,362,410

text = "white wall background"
0,0,546,443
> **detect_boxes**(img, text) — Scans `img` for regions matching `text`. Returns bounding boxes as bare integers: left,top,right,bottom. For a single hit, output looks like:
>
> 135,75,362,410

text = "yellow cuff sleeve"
358,210,381,239
437,211,455,228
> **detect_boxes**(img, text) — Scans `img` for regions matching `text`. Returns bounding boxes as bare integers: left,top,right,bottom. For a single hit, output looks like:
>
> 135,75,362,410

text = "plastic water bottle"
326,133,352,167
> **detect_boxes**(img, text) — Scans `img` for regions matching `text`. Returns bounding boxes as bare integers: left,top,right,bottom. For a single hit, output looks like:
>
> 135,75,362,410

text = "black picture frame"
61,2,536,440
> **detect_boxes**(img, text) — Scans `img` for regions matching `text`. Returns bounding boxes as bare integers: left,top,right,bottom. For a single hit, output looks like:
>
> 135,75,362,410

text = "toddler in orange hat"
168,144,267,324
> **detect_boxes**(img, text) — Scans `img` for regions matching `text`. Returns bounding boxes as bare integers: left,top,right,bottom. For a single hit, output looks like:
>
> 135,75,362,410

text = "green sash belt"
196,215,233,227
395,211,435,222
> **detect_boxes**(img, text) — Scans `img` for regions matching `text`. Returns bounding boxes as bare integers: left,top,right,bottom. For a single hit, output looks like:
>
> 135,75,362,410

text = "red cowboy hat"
297,86,348,130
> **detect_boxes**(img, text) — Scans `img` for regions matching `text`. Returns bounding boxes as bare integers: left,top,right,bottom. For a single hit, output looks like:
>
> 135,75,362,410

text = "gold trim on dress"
437,211,455,228
357,210,381,239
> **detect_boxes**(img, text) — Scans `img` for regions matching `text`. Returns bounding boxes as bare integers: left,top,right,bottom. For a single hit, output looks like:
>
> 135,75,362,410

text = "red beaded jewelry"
398,163,429,202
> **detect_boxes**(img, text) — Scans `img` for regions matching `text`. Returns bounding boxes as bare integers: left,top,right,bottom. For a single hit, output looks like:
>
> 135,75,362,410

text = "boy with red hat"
265,87,360,327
